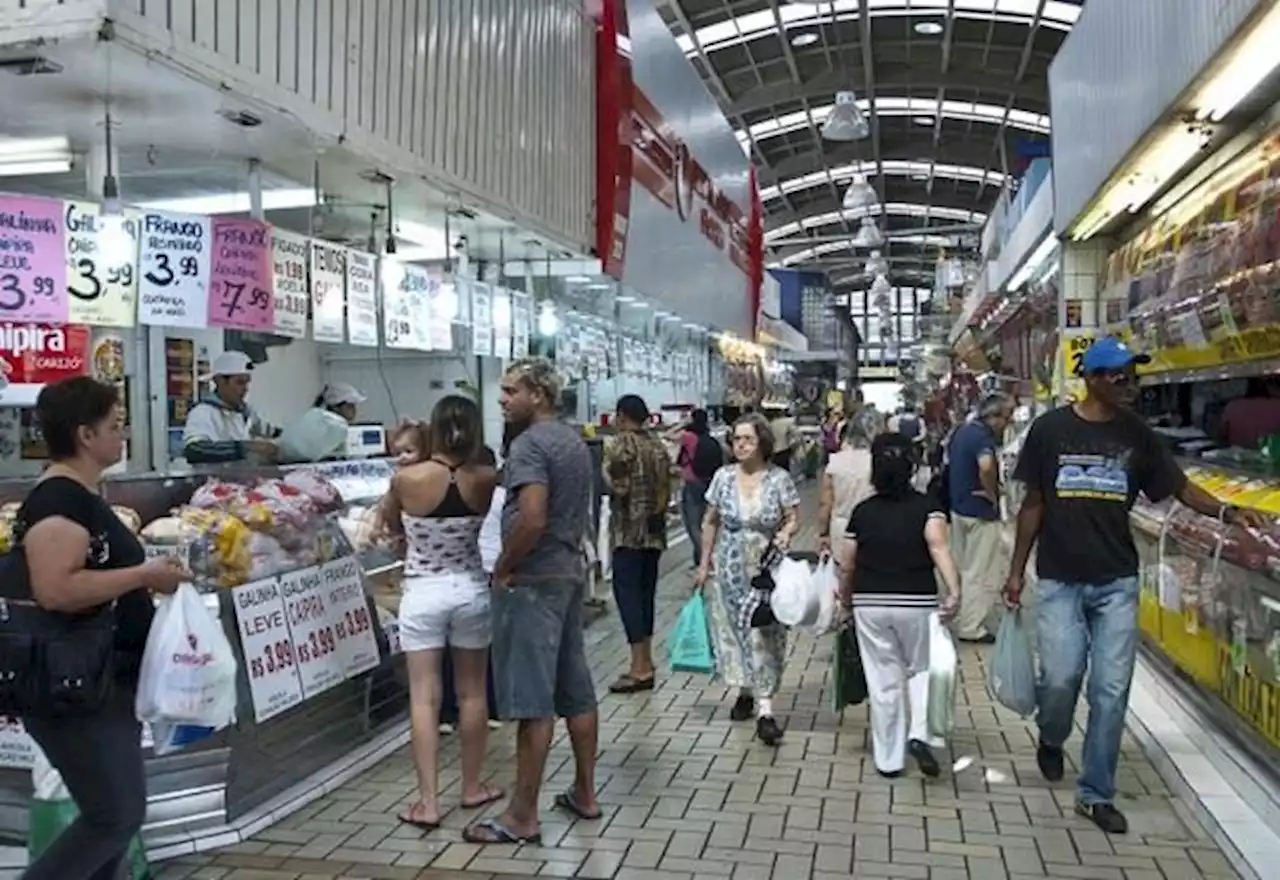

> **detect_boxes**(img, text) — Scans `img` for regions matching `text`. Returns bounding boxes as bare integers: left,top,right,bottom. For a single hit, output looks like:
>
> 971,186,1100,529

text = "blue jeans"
680,480,708,567
1035,576,1140,806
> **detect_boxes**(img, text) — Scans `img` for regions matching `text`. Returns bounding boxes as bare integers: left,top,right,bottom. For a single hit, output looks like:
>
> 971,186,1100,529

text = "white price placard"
471,282,493,356
511,294,530,359
310,241,347,343
137,210,212,328
65,201,140,327
321,556,381,678
279,565,344,699
492,288,512,360
272,230,310,338
427,279,455,351
345,250,379,347
0,716,34,769
232,577,305,723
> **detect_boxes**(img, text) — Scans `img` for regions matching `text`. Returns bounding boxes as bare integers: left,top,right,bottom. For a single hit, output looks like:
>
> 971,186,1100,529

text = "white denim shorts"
398,571,491,652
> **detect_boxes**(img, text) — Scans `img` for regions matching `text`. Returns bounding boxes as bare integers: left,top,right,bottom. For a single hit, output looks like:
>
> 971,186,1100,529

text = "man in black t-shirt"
1006,336,1265,835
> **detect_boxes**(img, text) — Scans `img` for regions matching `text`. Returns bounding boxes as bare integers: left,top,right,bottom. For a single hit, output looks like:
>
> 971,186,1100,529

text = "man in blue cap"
1004,335,1265,834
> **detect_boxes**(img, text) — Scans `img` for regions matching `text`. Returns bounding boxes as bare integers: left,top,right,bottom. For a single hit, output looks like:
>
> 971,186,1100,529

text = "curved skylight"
742,98,1049,151
761,160,1006,203
775,235,958,267
677,0,1082,57
767,203,987,242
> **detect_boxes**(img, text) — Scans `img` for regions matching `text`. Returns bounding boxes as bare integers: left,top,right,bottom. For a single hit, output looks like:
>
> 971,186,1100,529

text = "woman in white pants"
838,433,961,778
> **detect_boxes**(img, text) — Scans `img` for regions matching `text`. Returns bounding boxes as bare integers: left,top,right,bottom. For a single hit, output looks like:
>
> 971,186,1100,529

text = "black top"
846,490,945,607
1013,405,1185,585
425,457,484,518
14,477,154,681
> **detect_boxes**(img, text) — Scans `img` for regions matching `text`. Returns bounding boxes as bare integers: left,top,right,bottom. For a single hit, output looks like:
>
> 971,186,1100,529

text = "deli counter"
0,458,409,856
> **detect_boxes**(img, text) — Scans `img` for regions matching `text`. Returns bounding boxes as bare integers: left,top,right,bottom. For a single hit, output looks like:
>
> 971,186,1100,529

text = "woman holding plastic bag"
837,433,961,778
12,379,189,879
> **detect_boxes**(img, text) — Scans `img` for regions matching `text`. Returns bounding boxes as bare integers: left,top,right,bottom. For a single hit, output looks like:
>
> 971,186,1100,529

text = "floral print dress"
704,464,800,697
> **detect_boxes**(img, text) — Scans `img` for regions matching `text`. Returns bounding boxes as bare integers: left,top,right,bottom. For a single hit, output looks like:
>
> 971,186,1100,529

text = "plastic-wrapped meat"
282,469,344,512
188,478,246,510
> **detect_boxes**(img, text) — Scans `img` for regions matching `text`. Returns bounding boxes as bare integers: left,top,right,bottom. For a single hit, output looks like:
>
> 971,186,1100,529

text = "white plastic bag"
809,558,840,635
926,613,957,738
771,557,816,627
136,584,238,730
31,747,67,801
277,407,350,463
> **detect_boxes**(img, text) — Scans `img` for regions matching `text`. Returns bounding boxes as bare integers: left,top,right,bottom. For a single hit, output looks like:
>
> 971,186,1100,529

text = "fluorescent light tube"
135,187,318,214
1193,1,1280,123
0,159,72,177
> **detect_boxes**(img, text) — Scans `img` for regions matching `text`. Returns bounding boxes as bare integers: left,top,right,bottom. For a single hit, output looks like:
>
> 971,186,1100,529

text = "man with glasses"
1005,336,1265,835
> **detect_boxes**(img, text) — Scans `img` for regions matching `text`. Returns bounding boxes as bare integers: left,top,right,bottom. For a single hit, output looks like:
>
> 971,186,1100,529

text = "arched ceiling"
656,0,1084,285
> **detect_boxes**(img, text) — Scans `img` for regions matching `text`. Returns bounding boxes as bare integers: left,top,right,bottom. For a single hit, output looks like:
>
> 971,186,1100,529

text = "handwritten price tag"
232,576,305,723
321,556,381,678
0,195,68,324
346,250,378,347
310,242,347,342
207,218,274,330
64,201,139,327
272,230,309,338
137,211,211,328
279,565,344,699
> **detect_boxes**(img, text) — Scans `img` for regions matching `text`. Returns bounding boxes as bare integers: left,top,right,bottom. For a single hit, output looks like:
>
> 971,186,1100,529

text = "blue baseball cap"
1081,336,1151,374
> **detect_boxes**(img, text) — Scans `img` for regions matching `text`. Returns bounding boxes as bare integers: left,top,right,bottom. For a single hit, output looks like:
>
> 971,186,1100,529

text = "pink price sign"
207,217,275,330
0,195,67,323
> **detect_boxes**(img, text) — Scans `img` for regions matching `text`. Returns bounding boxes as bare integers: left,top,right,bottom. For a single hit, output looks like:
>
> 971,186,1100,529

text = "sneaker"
487,719,502,730
729,694,755,721
877,768,903,779
439,723,456,735
1037,741,1064,782
756,715,783,746
1076,802,1128,834
908,739,940,778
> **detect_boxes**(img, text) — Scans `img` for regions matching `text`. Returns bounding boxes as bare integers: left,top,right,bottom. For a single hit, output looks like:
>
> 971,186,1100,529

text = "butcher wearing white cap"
182,350,281,464
276,381,370,463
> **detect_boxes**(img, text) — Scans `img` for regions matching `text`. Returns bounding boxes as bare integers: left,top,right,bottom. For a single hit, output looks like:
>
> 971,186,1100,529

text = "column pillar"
1057,239,1112,400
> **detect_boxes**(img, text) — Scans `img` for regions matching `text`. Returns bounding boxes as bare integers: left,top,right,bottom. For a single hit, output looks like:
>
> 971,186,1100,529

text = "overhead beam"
762,130,1028,183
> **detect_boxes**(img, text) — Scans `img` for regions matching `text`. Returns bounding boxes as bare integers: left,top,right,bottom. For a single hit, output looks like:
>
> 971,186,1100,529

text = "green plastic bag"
29,798,150,878
670,593,715,674
831,627,868,711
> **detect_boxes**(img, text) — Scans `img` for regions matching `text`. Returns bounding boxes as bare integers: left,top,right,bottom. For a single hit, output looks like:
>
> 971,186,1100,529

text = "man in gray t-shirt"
467,358,600,847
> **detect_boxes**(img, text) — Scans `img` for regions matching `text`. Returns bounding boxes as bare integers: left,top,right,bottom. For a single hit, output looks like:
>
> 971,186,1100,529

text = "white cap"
204,350,254,379
321,382,367,408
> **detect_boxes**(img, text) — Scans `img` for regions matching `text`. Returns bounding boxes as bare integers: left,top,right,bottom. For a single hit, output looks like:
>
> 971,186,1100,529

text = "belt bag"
0,555,117,718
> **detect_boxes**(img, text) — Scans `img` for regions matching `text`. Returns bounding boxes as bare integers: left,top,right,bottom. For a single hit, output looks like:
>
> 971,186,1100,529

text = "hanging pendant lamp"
842,173,879,210
852,217,884,248
864,250,889,276
822,91,870,142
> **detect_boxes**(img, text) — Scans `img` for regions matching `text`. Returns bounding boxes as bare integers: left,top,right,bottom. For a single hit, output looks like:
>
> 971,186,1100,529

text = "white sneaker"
439,723,455,735
488,719,502,730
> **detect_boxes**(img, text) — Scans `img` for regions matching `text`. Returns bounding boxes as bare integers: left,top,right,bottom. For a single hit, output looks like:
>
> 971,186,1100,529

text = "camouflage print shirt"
603,428,673,551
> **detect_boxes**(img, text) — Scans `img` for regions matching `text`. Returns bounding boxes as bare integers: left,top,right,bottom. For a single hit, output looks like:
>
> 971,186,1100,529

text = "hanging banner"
471,282,493,356
427,279,454,351
345,250,379,347
0,323,91,384
137,210,212,328
511,294,531,359
385,262,430,350
310,241,347,343
271,230,309,338
64,202,139,327
0,194,68,324
492,287,512,360
207,218,274,330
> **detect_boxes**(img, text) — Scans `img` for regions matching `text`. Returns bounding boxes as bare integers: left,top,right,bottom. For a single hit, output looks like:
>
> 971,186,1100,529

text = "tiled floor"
155,502,1247,880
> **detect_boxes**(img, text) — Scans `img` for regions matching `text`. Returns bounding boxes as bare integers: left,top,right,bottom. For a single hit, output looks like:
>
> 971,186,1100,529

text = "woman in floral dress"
694,413,800,746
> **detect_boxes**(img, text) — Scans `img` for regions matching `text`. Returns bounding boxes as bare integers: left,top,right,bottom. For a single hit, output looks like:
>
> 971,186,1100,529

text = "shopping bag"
809,558,839,636
136,584,238,732
772,557,817,627
670,593,715,674
926,613,957,738
29,749,149,878
988,609,1037,717
830,627,868,710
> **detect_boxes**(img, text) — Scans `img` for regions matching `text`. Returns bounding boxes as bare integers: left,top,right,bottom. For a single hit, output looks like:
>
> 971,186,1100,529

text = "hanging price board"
345,250,379,347
511,293,531,358
310,242,347,343
492,288,512,359
272,230,309,338
320,557,380,678
279,565,344,699
385,263,431,350
0,195,68,324
231,576,305,723
207,218,275,330
137,210,212,328
64,201,139,327
471,282,493,356
427,279,455,351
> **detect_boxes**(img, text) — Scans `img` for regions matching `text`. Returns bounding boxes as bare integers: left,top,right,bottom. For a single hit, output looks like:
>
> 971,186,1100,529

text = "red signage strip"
0,323,90,384
596,0,633,279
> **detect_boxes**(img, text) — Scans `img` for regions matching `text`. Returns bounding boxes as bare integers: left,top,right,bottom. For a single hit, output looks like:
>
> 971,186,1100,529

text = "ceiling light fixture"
1191,0,1280,122
135,187,318,215
0,136,73,177
865,250,889,276
914,21,944,35
842,173,879,210
790,32,819,47
913,116,936,126
852,217,884,248
821,91,870,142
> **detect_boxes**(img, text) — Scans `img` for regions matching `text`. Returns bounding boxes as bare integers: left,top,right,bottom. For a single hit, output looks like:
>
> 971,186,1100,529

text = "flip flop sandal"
462,817,542,845
461,784,505,809
554,790,603,820
397,806,440,833
608,675,655,694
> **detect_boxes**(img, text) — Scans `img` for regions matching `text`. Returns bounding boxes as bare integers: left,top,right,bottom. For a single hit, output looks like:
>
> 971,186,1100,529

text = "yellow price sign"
1061,329,1134,379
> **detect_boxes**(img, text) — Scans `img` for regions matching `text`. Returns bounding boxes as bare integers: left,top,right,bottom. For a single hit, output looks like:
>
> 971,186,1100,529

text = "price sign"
0,715,34,769
279,565,343,699
137,210,211,328
207,218,274,330
310,241,347,342
386,263,431,350
232,576,305,722
511,293,530,358
0,195,68,324
321,556,381,678
272,230,309,338
64,201,139,327
346,250,379,347
471,282,493,356
492,288,512,359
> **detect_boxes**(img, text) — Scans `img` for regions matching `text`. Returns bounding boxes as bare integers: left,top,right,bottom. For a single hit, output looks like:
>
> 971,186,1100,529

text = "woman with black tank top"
838,433,961,779
16,378,189,879
381,396,502,831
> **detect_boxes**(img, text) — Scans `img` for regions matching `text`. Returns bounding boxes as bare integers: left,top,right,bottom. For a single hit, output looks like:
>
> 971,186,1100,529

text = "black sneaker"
877,768,903,779
909,739,940,778
756,715,783,746
729,694,754,721
1037,741,1065,782
1076,802,1128,834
